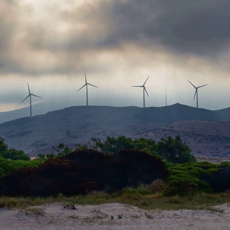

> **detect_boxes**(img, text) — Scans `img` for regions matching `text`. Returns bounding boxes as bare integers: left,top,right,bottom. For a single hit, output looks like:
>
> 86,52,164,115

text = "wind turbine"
188,80,208,108
21,83,41,117
132,76,149,108
78,72,98,106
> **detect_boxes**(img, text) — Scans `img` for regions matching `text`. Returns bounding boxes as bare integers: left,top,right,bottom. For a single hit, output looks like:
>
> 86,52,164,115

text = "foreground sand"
1,202,230,230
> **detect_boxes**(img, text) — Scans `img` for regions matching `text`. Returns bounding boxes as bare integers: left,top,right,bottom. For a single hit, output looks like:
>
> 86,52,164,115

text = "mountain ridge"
1,103,230,125
0,103,229,158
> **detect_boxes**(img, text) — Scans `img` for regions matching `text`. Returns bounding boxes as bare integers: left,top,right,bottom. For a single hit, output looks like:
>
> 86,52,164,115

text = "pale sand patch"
1,203,230,230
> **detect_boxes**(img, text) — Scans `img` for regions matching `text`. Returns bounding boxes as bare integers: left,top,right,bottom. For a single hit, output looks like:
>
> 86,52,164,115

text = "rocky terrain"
0,104,229,159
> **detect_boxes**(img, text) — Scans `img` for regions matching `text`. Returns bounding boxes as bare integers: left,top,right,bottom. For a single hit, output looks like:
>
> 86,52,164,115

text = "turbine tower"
132,76,149,108
188,80,208,108
78,72,98,106
21,83,41,117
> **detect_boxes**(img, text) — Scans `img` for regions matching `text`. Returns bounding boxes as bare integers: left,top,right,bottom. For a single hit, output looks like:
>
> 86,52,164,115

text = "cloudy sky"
0,0,229,112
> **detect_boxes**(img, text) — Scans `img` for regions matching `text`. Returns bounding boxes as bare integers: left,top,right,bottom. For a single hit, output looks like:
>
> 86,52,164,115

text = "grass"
206,207,224,213
23,207,45,216
0,191,230,211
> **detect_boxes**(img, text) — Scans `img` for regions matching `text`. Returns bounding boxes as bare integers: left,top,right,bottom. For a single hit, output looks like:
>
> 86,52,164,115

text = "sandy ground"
1,202,230,230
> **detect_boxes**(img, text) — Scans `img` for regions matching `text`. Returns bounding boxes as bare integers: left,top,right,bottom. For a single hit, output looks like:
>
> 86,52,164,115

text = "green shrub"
166,161,230,196
0,157,42,177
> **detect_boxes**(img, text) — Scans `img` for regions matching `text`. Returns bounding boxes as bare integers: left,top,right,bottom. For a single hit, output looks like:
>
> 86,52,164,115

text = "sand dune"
1,202,230,230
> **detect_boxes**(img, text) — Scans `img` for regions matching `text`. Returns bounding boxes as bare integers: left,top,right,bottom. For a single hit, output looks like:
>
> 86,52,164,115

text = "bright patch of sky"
0,0,229,112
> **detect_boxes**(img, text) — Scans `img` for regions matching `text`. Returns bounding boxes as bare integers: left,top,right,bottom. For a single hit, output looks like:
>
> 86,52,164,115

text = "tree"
0,137,30,161
132,138,157,155
0,137,8,153
157,136,196,164
2,149,30,161
76,135,195,164
52,143,72,157
94,136,133,154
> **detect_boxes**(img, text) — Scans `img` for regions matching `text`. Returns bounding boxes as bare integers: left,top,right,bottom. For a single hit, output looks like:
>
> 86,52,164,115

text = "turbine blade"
77,84,87,91
21,95,30,103
31,93,41,98
84,72,87,83
188,80,196,88
88,83,98,88
197,84,208,89
144,86,149,97
27,83,31,94
132,85,142,87
143,76,149,86
193,90,197,101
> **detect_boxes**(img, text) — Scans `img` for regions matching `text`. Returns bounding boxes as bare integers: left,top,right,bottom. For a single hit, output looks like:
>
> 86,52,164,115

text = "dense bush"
63,149,112,166
96,149,168,192
0,149,169,197
0,159,96,197
198,161,230,192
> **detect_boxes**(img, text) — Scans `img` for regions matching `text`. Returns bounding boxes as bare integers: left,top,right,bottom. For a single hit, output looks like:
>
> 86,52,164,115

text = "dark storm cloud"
0,0,229,76
105,0,230,56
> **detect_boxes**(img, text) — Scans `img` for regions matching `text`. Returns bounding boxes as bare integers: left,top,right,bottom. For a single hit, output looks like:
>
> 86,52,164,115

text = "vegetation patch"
0,137,30,161
1,136,230,201
0,149,168,197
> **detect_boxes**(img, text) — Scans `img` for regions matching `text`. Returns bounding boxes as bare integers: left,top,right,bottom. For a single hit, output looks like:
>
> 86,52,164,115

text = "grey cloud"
0,0,229,76
105,0,230,56
0,0,18,50
25,0,113,52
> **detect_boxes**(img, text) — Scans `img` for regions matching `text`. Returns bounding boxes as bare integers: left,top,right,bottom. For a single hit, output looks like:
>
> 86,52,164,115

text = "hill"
0,103,47,124
0,100,76,124
0,104,229,158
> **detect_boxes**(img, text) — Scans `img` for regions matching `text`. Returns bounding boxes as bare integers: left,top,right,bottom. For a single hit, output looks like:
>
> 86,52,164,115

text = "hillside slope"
0,104,229,158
